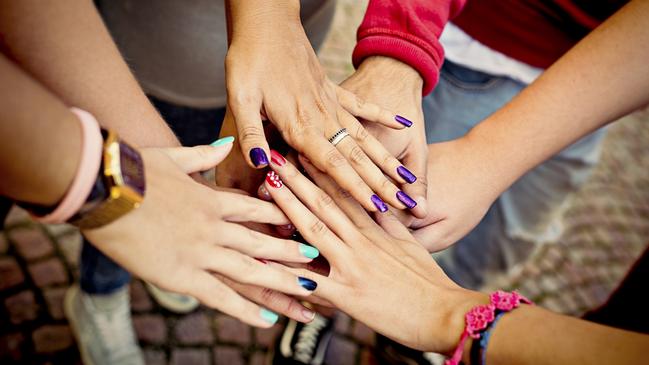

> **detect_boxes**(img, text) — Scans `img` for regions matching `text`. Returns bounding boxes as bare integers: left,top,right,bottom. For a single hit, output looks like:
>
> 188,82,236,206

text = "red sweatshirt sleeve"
352,0,466,95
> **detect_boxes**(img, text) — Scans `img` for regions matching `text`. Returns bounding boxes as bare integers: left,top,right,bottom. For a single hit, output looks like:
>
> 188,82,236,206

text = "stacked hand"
221,1,421,214
84,143,323,327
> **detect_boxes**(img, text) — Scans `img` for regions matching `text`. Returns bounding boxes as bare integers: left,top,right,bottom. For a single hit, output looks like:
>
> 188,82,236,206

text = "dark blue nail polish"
395,115,413,127
298,277,318,291
396,191,417,209
397,166,417,184
371,194,388,213
249,148,269,167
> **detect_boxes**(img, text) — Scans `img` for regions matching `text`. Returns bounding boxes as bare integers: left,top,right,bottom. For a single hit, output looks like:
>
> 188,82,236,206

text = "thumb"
165,137,235,174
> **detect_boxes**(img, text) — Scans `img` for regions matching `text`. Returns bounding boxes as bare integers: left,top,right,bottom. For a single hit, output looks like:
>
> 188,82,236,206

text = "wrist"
227,0,301,39
357,56,424,97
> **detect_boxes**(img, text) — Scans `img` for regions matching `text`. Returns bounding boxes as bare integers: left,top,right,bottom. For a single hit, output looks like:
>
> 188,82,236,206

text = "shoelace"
293,315,329,363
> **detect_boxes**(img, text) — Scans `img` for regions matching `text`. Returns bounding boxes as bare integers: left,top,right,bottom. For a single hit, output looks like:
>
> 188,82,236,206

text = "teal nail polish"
260,308,279,325
210,136,235,147
299,244,320,259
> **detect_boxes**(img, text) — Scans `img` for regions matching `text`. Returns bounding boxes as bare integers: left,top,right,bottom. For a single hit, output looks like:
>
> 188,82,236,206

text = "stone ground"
2,1,649,364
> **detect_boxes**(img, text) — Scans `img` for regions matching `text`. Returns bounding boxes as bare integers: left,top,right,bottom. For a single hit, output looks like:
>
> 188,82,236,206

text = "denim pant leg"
79,97,227,295
423,61,606,289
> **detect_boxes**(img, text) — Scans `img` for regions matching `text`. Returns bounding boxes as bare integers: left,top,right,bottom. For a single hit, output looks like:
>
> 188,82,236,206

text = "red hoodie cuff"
352,32,443,96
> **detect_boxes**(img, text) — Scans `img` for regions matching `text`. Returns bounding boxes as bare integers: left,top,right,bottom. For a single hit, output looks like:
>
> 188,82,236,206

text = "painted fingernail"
302,308,316,321
396,191,417,209
299,243,320,259
397,166,417,184
395,115,413,127
371,194,388,213
260,308,279,325
298,277,318,291
210,136,235,147
266,171,283,188
270,150,286,166
250,148,269,167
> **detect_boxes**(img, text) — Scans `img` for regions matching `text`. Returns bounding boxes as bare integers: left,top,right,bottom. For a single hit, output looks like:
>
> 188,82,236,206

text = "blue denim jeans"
424,61,606,289
79,98,226,294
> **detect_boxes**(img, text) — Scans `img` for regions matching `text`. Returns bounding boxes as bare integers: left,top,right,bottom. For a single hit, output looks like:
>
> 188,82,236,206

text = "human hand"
409,136,505,252
260,151,487,352
83,143,322,327
340,56,428,218
224,1,420,213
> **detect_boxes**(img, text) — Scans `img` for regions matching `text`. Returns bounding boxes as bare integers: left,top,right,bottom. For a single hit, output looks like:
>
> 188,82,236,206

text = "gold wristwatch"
69,130,146,229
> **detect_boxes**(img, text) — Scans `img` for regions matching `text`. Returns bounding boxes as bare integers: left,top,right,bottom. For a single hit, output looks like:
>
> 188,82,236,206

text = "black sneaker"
270,313,334,365
374,334,444,365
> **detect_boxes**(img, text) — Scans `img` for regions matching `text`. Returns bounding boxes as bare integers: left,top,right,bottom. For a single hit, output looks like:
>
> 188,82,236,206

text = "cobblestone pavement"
2,1,649,364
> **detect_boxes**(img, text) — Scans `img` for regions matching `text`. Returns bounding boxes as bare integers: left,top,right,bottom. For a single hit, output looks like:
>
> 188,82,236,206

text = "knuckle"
259,287,279,305
324,149,346,169
335,187,352,200
314,192,335,211
354,94,366,110
308,219,328,237
239,125,264,143
381,153,395,168
378,177,394,192
348,145,367,165
353,124,369,143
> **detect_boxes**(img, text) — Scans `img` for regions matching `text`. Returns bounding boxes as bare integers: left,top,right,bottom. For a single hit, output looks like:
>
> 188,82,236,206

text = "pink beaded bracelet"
445,290,533,365
32,108,103,224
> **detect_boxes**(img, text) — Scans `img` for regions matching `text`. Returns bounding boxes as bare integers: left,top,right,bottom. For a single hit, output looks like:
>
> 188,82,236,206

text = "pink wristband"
445,291,533,365
33,108,103,224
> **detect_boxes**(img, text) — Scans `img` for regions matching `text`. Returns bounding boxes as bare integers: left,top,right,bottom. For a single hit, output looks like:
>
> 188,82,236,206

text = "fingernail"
396,191,417,209
270,150,286,166
397,166,417,184
260,308,279,324
395,115,413,127
299,243,320,259
210,136,235,147
371,194,388,213
250,148,269,167
266,171,283,188
258,185,271,200
298,277,318,291
302,308,316,321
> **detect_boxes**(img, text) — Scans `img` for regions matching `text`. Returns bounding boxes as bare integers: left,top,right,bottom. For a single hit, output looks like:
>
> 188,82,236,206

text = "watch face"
118,141,146,196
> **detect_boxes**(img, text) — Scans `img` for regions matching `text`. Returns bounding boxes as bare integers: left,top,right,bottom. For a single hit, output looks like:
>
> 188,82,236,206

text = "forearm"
468,0,649,193
0,55,80,205
484,305,649,365
0,0,178,148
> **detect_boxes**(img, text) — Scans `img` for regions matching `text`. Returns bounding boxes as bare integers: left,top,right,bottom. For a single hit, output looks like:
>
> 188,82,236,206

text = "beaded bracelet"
445,291,532,365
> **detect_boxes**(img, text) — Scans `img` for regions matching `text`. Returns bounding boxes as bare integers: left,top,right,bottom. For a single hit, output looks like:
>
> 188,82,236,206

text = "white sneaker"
64,285,144,365
144,283,199,314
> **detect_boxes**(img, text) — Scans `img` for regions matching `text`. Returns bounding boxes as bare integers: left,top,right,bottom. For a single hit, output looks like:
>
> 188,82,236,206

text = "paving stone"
334,313,352,334
170,348,210,365
0,332,24,362
32,325,73,353
57,232,82,267
174,312,214,345
249,352,266,365
0,257,25,290
5,290,39,324
28,258,67,287
45,223,74,237
129,281,153,312
9,228,54,261
144,349,168,365
351,322,375,346
324,335,357,365
216,315,251,345
254,325,282,347
4,207,30,226
43,287,67,320
133,314,167,344
213,346,245,365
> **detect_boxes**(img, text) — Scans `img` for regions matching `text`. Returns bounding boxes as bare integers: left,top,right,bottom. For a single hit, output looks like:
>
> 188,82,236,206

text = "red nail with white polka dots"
266,171,283,189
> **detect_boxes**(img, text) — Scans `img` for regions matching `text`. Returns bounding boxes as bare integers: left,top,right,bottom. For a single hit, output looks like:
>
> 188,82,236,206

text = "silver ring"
328,128,349,146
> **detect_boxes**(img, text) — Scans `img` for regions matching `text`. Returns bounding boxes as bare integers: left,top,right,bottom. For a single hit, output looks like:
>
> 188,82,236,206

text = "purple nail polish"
249,148,269,167
395,115,413,127
371,194,388,213
397,166,417,184
396,191,417,209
